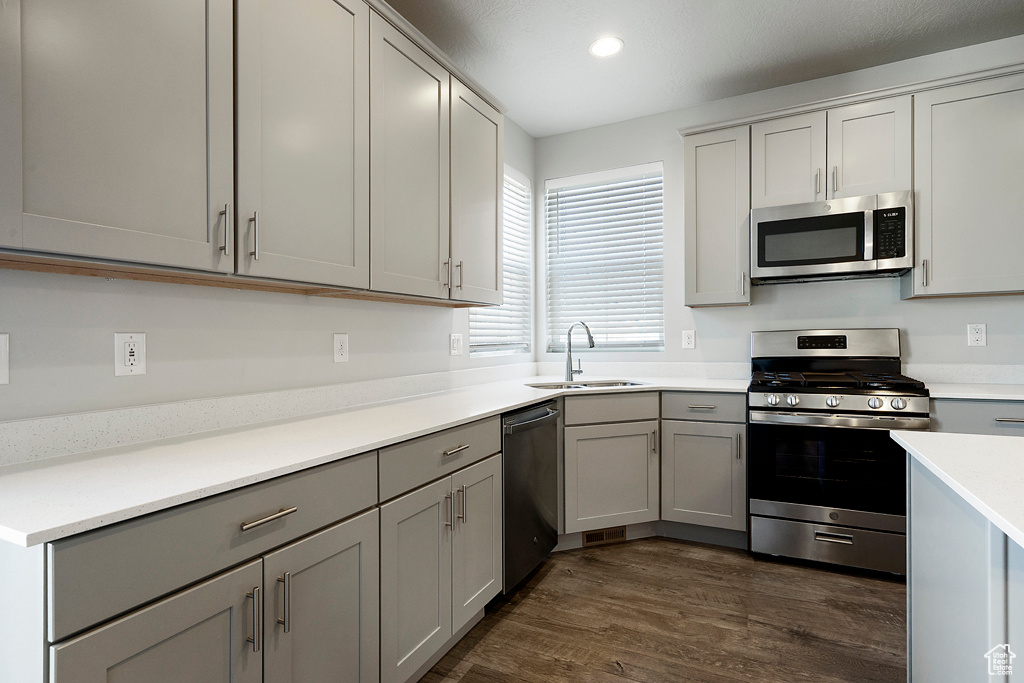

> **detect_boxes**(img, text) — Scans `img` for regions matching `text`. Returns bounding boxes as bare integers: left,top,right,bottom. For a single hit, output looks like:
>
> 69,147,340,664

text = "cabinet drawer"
379,416,500,501
564,392,659,426
931,399,1024,436
47,452,377,642
662,392,746,423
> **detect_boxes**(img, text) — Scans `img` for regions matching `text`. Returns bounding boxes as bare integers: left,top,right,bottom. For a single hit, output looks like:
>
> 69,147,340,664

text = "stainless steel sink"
526,380,647,390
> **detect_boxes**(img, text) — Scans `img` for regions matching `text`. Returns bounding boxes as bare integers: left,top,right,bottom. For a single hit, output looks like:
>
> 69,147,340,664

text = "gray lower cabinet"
380,454,502,683
908,456,1013,682
564,420,660,533
931,398,1024,436
50,559,263,683
3,0,235,272
263,509,380,683
661,420,746,531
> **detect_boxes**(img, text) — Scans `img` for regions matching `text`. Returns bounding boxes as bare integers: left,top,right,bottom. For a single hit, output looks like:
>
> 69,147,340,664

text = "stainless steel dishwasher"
502,401,559,593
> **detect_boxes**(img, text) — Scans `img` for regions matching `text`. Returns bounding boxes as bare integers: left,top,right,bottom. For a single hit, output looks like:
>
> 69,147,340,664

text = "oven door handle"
749,410,930,431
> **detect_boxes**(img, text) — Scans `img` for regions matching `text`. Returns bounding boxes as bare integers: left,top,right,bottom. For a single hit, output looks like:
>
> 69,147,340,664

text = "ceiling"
385,0,1024,138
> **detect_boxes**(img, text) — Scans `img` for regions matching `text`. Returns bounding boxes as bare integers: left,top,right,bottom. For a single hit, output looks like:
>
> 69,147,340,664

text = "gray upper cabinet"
751,111,826,209
905,74,1024,298
450,80,503,305
263,509,380,683
825,96,911,199
683,125,751,307
50,559,263,683
370,13,451,299
236,0,370,289
10,0,235,273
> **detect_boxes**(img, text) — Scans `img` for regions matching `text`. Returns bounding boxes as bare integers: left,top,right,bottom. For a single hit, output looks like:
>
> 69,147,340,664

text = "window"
469,170,532,355
545,163,664,352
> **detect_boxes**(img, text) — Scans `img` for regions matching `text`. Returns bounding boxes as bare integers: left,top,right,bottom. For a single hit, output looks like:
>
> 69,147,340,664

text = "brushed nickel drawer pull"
443,444,470,457
247,586,262,652
240,506,298,532
995,418,1024,423
814,531,854,545
688,404,717,410
277,572,291,633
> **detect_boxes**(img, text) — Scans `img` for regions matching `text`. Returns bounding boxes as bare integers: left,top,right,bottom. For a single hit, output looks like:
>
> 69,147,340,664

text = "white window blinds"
545,163,664,352
469,172,532,355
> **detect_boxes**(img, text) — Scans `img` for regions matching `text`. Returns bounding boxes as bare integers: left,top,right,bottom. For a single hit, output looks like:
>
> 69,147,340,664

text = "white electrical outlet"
967,323,987,347
449,333,463,356
0,333,9,385
114,333,146,376
333,333,349,363
682,330,696,349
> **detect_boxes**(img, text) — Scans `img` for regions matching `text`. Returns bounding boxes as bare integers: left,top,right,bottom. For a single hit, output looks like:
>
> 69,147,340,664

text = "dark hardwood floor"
423,537,906,683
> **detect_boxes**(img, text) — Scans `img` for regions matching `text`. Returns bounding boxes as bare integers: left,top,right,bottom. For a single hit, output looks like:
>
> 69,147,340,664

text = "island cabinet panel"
370,12,451,299
908,73,1024,297
47,452,378,642
15,0,235,273
908,458,1003,682
50,560,263,683
236,0,370,288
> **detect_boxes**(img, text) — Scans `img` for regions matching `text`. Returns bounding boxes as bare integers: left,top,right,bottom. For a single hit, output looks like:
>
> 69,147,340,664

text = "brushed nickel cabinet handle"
442,258,451,289
220,204,232,256
443,444,470,457
456,260,464,289
240,506,297,532
921,259,928,287
832,166,838,193
995,418,1024,423
815,168,820,195
457,484,467,522
277,572,291,633
651,429,658,455
247,586,262,652
444,493,453,528
249,210,260,260
736,432,742,460
740,271,746,296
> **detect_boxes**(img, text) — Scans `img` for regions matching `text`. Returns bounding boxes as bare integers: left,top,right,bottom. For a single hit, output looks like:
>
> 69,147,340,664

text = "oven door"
747,418,906,517
750,194,875,280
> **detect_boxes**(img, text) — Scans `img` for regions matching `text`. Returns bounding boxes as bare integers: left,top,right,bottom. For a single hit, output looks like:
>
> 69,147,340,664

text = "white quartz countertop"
928,384,1024,401
0,376,746,547
893,430,1024,549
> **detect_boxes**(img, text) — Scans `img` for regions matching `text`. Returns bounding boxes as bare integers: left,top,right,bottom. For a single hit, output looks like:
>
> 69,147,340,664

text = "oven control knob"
825,396,840,408
786,395,800,407
891,397,908,410
766,394,780,406
868,397,884,409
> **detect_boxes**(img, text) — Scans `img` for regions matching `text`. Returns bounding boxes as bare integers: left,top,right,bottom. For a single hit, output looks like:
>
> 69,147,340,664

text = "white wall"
0,120,538,422
535,34,1024,371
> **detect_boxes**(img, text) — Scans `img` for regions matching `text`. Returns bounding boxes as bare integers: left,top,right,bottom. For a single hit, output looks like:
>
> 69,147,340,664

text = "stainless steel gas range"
746,328,930,574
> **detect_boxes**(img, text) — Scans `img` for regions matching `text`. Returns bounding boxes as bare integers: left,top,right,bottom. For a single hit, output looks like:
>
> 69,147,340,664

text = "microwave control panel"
874,207,906,259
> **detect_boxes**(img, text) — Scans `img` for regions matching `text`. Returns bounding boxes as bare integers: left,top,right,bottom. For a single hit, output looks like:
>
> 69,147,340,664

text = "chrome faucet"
565,321,596,381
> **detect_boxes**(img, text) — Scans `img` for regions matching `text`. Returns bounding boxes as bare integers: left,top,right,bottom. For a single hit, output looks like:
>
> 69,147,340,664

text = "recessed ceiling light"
589,36,623,58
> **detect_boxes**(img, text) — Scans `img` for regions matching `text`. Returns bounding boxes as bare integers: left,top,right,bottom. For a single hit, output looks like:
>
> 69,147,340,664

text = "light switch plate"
0,333,8,385
967,323,987,347
682,330,696,349
334,333,349,363
449,333,463,356
114,333,146,376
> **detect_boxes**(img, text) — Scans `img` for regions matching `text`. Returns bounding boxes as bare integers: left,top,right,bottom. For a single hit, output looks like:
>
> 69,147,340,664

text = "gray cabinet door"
15,0,234,273
450,79,503,305
50,560,262,683
564,421,659,533
751,111,826,208
683,126,750,306
263,509,380,683
236,0,370,288
369,12,451,299
451,454,502,632
825,96,911,199
661,420,746,531
380,478,453,683
910,74,1024,297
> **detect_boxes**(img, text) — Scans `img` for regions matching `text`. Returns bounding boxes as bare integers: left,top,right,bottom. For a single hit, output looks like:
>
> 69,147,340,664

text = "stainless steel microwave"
750,191,912,282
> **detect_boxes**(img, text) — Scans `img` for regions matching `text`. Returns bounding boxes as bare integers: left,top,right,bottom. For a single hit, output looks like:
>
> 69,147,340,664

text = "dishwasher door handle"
504,408,560,434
